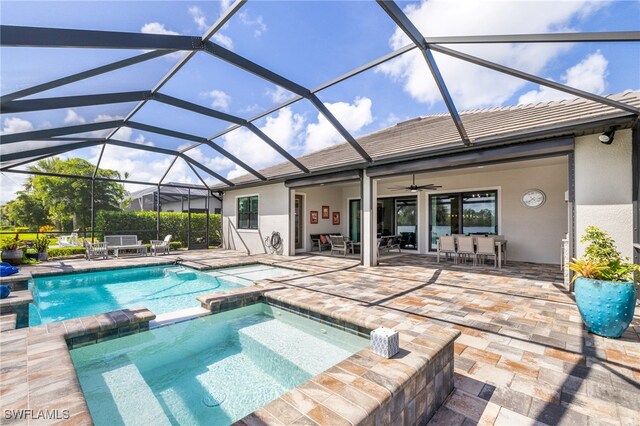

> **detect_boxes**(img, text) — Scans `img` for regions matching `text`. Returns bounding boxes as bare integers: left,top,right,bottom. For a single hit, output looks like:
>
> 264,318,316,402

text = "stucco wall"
575,129,633,258
293,186,344,252
222,183,290,255
343,158,569,264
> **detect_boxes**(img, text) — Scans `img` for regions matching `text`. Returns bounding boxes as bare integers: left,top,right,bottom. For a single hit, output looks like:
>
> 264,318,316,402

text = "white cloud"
223,107,305,179
201,89,232,111
212,33,233,50
179,144,233,173
518,51,609,104
1,117,33,134
140,22,186,60
220,97,373,179
266,85,294,103
377,0,606,109
239,11,267,37
219,0,232,13
189,4,234,49
140,22,179,36
304,97,373,154
189,6,208,31
0,173,27,204
63,110,86,125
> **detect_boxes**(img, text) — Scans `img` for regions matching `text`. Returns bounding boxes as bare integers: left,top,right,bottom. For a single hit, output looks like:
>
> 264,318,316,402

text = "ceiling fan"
388,174,442,193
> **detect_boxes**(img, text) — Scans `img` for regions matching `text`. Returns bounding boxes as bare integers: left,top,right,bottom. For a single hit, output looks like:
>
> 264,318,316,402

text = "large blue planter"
574,278,637,338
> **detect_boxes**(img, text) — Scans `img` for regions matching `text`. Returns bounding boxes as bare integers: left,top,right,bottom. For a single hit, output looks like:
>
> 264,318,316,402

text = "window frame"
237,194,259,230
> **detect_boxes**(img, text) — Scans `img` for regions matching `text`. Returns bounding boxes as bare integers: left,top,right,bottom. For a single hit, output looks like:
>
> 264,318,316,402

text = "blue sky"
1,0,639,202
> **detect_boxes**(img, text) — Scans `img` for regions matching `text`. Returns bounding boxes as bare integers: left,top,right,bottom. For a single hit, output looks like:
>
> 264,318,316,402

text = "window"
237,196,259,229
429,190,498,250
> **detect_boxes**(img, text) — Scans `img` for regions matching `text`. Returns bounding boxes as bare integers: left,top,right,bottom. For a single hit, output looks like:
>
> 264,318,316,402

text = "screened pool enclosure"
1,0,639,247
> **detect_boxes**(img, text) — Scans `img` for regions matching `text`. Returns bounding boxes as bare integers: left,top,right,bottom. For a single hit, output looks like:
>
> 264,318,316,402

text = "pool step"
150,307,210,329
163,267,197,281
237,319,354,379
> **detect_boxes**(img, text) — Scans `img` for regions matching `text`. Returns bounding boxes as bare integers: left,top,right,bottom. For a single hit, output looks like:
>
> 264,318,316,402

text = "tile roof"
224,92,640,187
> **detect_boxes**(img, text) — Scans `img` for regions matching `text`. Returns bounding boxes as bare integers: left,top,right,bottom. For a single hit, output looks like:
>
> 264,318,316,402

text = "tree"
3,191,50,230
27,158,126,230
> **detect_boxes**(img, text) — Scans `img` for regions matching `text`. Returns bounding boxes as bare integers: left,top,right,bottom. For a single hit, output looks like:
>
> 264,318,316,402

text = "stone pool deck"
1,249,639,425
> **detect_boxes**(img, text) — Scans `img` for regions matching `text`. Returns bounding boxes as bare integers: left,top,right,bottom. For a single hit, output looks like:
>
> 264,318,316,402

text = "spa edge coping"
1,283,459,426
198,284,461,425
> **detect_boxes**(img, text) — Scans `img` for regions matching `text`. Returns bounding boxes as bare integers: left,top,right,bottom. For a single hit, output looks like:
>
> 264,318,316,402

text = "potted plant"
567,226,639,338
25,248,39,260
0,234,25,266
33,236,50,261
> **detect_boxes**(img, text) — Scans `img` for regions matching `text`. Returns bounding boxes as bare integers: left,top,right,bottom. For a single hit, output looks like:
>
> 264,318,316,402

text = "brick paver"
2,250,639,425
262,254,640,426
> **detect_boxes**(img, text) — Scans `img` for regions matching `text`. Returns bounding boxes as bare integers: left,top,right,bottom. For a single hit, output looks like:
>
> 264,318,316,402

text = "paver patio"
1,249,638,425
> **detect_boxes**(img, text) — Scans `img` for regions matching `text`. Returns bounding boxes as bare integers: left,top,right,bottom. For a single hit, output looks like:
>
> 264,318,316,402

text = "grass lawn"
0,231,78,245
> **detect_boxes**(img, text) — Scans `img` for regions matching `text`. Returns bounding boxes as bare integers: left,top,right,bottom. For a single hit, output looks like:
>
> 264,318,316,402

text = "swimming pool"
29,264,296,326
71,303,368,425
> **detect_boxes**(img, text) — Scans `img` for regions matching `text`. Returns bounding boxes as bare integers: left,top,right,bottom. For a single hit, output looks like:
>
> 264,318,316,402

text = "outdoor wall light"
598,128,616,144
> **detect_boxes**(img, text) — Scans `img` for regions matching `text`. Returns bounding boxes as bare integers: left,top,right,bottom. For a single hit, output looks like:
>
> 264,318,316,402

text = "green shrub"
33,236,51,253
14,226,28,233
95,211,221,246
49,246,86,258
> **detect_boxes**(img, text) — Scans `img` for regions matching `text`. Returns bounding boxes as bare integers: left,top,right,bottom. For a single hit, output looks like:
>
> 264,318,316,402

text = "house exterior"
219,92,640,277
126,184,221,214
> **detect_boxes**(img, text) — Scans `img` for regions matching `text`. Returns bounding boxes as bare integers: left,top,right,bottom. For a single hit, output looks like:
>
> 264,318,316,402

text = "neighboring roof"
221,91,640,188
128,183,210,199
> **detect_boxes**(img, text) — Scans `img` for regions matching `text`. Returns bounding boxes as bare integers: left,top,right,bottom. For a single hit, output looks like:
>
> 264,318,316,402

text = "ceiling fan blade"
417,184,442,189
387,186,409,190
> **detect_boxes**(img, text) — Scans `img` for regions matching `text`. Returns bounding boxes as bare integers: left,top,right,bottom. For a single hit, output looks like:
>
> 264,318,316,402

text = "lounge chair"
58,232,79,246
83,238,108,261
150,235,172,256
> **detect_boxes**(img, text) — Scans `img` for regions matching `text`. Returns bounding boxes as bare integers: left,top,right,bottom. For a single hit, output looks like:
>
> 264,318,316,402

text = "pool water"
29,264,296,326
71,303,368,426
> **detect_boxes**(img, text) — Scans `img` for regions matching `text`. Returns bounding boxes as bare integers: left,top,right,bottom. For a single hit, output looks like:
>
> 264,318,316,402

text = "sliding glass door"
429,190,497,251
377,196,418,250
395,198,417,249
349,196,419,250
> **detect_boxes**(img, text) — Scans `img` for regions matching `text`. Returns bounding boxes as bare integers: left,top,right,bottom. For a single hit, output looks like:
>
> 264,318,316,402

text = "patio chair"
456,236,477,266
437,236,457,263
150,235,172,256
476,236,497,267
83,238,108,261
329,235,351,256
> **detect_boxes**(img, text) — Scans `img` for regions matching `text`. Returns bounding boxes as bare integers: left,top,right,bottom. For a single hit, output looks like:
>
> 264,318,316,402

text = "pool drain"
202,390,226,407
